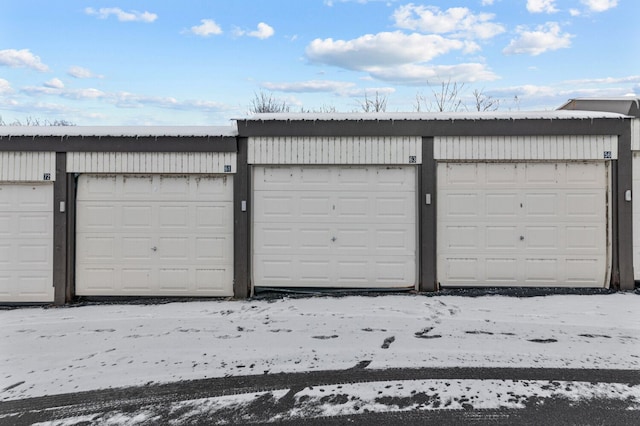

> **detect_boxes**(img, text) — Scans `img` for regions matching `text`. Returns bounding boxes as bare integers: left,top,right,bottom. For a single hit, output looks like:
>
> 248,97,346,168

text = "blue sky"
1,0,638,125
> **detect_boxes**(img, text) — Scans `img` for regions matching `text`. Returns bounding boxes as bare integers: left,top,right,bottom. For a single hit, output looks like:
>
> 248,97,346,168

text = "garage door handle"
331,237,337,242
151,246,157,252
519,236,524,241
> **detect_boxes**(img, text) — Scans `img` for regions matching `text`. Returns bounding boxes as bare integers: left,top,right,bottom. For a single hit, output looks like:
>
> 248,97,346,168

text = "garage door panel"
253,166,416,288
254,223,414,256
254,166,415,192
121,237,151,259
255,254,415,288
565,258,603,285
438,162,609,288
76,175,233,297
524,258,558,283
523,226,558,249
442,226,480,250
255,192,414,224
565,226,604,250
486,258,518,283
525,193,558,216
486,226,518,249
486,193,518,216
443,193,480,218
122,268,152,290
486,164,518,184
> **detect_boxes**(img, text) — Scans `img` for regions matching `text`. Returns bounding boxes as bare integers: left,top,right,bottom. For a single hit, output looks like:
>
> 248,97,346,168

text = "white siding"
75,174,234,297
0,152,56,182
66,152,236,174
0,183,54,302
437,162,610,288
434,135,618,161
632,119,640,151
253,166,417,288
248,136,422,165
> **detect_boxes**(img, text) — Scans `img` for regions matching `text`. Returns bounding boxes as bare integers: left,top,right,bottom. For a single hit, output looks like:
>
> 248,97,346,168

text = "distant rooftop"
558,97,640,118
0,125,238,138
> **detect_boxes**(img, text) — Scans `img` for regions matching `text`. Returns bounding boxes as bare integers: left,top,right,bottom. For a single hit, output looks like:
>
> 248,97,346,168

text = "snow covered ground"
1,293,640,403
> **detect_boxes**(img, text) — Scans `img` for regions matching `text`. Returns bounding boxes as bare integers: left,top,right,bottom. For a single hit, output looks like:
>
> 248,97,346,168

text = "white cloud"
368,63,499,85
44,78,64,89
306,32,466,70
236,23,275,39
249,22,275,39
563,75,640,85
503,22,572,56
481,0,495,5
569,9,581,16
581,0,618,12
262,80,356,93
189,19,223,37
0,78,12,94
393,5,505,39
85,7,157,23
526,0,558,14
0,49,49,72
68,66,103,79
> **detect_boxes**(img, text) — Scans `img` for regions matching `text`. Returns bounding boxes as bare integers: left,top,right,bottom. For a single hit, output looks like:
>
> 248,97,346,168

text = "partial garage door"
253,166,416,288
437,162,609,287
634,152,640,281
76,174,233,296
0,183,54,302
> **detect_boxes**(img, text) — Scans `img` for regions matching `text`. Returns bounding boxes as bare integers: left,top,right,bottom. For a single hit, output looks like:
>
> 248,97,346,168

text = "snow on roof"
240,110,629,122
0,125,238,138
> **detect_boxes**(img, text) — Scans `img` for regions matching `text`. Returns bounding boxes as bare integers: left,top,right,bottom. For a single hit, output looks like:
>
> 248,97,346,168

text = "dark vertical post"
420,137,438,292
53,153,67,305
617,128,634,290
233,137,250,298
66,173,76,302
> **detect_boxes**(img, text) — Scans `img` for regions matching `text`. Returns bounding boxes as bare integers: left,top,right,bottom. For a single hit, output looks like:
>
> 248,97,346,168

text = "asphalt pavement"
2,366,639,425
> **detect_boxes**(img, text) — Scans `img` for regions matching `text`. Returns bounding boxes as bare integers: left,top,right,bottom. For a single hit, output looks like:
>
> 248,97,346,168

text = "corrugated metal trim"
632,119,640,151
0,151,56,181
248,136,422,164
66,152,237,174
434,135,618,160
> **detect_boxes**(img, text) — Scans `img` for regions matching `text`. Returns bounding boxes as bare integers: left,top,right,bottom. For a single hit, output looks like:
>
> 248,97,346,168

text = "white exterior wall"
0,152,56,181
67,152,236,174
434,135,618,161
631,119,639,151
248,136,422,165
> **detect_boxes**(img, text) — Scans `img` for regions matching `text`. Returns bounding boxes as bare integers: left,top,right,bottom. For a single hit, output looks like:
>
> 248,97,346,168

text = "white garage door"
76,174,233,296
438,162,609,287
253,166,416,288
0,183,54,302
634,152,640,281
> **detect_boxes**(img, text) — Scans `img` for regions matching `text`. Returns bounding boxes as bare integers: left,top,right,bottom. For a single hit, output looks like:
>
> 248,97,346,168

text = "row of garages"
1,99,638,303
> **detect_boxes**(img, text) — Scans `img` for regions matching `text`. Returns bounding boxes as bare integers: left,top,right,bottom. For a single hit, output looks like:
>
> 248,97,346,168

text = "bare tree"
472,89,499,112
299,104,337,113
0,115,75,126
358,91,388,112
415,79,466,112
249,91,290,114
